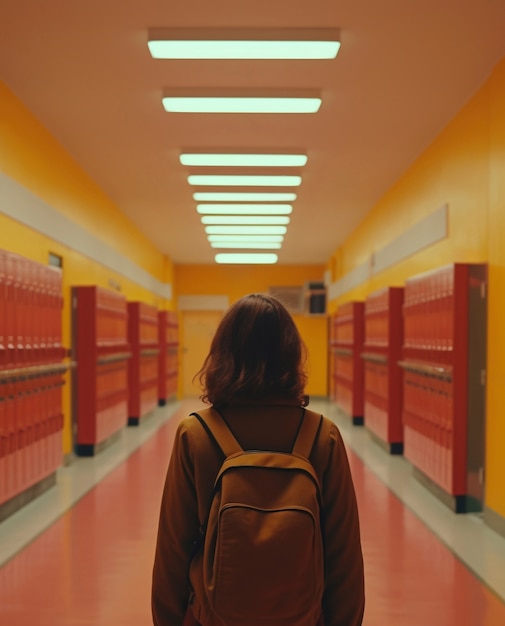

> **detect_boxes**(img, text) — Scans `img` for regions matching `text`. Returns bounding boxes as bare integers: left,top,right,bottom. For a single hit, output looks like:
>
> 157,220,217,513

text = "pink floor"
0,401,504,625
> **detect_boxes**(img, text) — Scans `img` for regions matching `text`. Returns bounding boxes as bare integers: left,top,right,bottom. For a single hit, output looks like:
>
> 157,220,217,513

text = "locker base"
75,430,122,457
412,466,468,513
390,442,404,455
128,407,156,427
369,431,404,455
0,472,57,524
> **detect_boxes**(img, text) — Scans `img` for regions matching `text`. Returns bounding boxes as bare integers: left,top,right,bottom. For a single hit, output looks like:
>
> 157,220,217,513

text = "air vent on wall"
268,286,305,313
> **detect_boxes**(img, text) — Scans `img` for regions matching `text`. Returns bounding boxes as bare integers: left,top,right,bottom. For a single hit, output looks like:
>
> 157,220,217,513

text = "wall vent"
267,286,305,314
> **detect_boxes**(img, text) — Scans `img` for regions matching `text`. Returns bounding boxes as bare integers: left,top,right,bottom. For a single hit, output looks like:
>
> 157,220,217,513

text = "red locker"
158,310,179,405
127,302,160,425
0,391,6,505
5,252,17,369
400,263,486,513
73,286,130,456
362,287,404,453
0,249,5,370
0,249,65,515
331,301,364,425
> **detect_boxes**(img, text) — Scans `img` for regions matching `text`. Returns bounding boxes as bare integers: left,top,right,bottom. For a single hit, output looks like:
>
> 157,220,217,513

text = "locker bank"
1,3,505,625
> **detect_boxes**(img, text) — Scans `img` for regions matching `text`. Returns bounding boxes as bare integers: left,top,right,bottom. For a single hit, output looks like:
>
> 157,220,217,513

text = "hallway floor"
1,398,504,625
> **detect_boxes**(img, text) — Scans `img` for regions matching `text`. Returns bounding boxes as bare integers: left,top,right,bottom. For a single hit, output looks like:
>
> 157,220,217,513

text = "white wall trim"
177,295,229,311
328,204,449,301
371,203,448,275
328,261,371,300
0,173,172,300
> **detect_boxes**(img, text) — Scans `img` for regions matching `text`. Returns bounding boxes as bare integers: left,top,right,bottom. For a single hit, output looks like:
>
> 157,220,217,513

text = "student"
152,293,365,626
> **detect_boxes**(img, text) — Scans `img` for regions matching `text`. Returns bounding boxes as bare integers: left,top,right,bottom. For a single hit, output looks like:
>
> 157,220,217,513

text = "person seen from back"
152,293,365,626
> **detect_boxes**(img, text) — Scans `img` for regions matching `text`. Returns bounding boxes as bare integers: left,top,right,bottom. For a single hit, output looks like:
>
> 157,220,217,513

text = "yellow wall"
327,56,505,519
0,81,174,455
0,82,169,281
487,58,505,521
175,265,329,398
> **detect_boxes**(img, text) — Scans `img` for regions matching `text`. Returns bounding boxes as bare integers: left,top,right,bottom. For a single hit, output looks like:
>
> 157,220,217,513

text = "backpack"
189,406,325,626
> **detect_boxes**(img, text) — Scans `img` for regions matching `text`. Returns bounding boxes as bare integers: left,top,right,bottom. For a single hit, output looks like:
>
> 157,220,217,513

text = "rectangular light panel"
201,215,290,225
149,41,339,60
163,96,321,114
215,253,278,264
205,225,287,235
207,235,284,243
197,204,292,215
148,28,340,60
210,242,282,249
180,153,307,167
194,192,297,201
188,175,302,186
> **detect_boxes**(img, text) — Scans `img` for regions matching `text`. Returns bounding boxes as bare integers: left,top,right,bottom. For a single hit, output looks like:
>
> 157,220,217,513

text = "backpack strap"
191,407,243,457
292,409,323,459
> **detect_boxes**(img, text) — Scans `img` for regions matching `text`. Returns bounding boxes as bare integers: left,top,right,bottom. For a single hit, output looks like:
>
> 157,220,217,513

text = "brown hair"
197,293,308,406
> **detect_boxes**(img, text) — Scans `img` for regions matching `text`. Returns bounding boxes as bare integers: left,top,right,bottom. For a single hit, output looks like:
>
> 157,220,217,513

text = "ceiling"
1,1,505,266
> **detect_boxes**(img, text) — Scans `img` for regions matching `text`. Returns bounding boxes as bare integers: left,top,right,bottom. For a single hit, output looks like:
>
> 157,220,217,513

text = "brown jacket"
152,403,365,626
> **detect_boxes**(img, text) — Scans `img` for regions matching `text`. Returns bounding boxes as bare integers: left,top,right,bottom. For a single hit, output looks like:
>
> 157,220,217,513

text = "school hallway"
0,397,504,626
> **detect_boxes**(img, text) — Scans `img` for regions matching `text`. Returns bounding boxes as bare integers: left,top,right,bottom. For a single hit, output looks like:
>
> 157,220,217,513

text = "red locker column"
333,301,364,425
168,312,180,398
5,252,17,370
0,393,5,505
0,251,5,504
127,302,160,425
73,286,129,456
0,249,5,370
0,252,65,516
158,311,179,404
400,263,482,513
38,264,48,363
362,287,404,454
4,386,16,502
95,287,129,445
158,311,167,406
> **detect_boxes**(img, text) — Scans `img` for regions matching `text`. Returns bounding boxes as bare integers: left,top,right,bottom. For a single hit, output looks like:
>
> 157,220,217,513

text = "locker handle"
398,359,453,381
361,352,388,364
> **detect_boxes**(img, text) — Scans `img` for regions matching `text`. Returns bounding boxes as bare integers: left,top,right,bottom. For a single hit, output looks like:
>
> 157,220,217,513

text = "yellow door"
181,310,223,398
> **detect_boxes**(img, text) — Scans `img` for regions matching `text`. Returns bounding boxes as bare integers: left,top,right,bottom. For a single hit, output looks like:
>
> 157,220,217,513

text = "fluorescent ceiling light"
215,253,278,264
207,235,284,243
194,192,297,201
201,215,290,225
205,226,287,235
188,175,302,186
148,28,340,59
180,153,307,167
210,242,282,249
197,204,292,215
162,90,321,114
164,96,320,114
